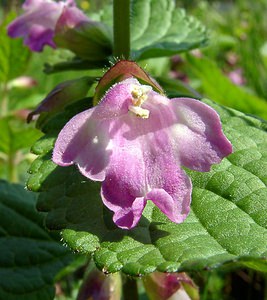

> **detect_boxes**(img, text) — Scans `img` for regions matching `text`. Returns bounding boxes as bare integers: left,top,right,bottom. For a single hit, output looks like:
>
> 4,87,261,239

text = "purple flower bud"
143,272,199,300
27,76,91,122
77,269,121,300
7,0,86,52
53,78,232,229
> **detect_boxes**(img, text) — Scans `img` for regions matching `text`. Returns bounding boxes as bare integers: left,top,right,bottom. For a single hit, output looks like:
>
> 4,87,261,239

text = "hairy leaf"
0,12,31,83
131,0,208,60
0,117,41,155
0,181,73,300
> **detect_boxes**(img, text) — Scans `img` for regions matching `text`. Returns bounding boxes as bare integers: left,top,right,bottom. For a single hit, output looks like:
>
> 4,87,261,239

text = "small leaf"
0,12,31,83
27,99,267,276
43,57,107,74
130,0,208,60
0,180,74,300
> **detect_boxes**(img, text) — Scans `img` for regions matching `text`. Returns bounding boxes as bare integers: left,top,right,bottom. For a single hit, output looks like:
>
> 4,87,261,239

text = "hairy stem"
113,0,130,59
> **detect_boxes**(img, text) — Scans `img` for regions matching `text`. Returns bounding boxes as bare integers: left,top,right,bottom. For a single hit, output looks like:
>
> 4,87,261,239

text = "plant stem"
123,277,139,300
8,152,18,183
113,0,130,59
1,83,9,117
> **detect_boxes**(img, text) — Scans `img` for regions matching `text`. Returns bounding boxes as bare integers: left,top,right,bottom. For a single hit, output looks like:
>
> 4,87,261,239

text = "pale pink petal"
52,109,111,181
141,93,232,172
169,97,233,171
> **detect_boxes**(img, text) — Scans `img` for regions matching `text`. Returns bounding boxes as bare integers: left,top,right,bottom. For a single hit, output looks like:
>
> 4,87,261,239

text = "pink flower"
7,0,87,52
227,68,246,86
53,78,232,229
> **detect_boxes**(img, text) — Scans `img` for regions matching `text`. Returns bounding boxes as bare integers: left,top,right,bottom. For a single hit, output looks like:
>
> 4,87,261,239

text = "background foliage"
0,0,267,299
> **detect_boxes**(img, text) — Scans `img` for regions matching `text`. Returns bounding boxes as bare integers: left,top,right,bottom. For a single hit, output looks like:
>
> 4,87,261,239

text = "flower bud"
27,76,92,122
77,269,121,300
54,5,112,61
143,272,199,300
7,76,37,90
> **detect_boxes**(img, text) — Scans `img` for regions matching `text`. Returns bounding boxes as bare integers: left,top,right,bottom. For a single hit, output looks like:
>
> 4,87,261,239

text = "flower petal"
52,109,111,181
169,97,233,171
25,25,55,51
7,0,66,51
142,93,232,172
100,139,148,229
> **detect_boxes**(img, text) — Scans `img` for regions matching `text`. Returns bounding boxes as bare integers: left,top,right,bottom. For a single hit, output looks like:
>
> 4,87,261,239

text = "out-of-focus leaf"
54,17,112,62
0,117,42,155
0,181,74,300
187,54,267,119
0,12,31,83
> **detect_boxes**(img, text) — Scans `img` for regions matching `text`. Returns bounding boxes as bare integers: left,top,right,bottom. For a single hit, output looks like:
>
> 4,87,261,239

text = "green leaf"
131,0,208,60
187,55,267,120
0,117,42,155
0,180,74,300
0,12,31,83
43,57,107,74
27,100,267,276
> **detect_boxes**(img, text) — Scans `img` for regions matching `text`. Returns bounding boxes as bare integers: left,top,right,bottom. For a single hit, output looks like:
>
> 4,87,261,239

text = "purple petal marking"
25,25,55,51
53,78,233,229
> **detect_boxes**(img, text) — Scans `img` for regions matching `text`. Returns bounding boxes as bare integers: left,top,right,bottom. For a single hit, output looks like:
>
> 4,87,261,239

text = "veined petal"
100,133,148,229
169,97,233,171
99,89,192,229
142,92,232,172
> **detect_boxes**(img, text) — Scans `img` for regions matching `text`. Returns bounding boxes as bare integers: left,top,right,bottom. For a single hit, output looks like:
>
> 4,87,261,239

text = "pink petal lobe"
100,142,147,229
169,97,233,171
53,79,140,182
142,92,232,172
52,109,111,181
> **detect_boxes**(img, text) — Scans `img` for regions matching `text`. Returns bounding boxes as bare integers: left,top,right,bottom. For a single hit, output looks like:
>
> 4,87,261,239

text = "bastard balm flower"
53,78,232,229
7,0,88,52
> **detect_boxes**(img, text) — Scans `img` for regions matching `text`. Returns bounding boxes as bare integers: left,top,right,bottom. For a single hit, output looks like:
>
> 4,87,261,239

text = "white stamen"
129,84,152,118
128,105,150,119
